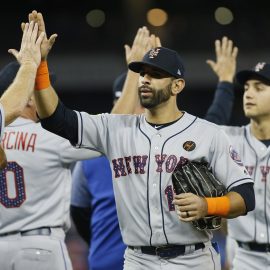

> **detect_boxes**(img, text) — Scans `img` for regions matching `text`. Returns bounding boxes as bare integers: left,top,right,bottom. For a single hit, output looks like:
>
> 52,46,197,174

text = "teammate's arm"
111,27,160,114
204,36,238,125
0,22,44,126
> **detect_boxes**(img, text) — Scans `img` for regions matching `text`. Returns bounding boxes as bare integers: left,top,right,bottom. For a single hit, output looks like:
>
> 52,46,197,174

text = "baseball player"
0,21,45,168
34,13,255,268
0,11,101,270
206,36,270,270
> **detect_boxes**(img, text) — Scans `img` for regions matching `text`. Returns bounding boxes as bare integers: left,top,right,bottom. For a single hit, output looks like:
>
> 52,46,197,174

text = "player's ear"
172,78,185,95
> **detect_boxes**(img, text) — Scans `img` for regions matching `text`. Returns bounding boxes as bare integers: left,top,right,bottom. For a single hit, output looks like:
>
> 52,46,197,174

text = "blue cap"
128,47,185,78
236,62,270,85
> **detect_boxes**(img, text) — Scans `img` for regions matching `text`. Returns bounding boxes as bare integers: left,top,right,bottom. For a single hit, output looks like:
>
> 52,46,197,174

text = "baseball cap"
236,62,270,86
112,72,126,100
0,61,57,95
128,47,185,78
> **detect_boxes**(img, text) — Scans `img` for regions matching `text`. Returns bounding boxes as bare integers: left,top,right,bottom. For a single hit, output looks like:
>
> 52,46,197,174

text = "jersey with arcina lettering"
0,117,100,234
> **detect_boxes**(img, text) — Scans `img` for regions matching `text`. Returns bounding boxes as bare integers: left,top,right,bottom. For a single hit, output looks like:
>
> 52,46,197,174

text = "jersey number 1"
0,161,26,208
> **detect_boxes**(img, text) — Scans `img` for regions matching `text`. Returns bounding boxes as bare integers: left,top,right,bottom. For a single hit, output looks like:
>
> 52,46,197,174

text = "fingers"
29,10,47,38
217,36,237,57
21,22,25,32
174,194,208,222
36,32,46,46
21,22,30,47
124,44,130,57
155,36,161,47
206,60,215,70
232,46,238,58
30,22,39,44
37,12,47,37
215,39,221,58
175,205,196,222
48,33,58,48
7,49,19,58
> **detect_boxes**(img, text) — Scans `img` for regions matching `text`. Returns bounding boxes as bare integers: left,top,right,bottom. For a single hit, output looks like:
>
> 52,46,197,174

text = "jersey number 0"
0,161,26,208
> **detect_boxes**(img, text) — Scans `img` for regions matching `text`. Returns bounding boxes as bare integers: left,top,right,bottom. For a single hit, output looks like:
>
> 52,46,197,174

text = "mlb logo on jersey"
229,146,244,167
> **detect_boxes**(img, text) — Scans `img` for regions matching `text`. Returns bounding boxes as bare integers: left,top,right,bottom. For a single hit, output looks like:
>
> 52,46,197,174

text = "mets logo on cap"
229,146,244,166
254,62,266,72
149,48,160,59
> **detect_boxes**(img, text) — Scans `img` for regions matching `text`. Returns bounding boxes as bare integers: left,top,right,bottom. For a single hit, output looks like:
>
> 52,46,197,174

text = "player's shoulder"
188,113,222,131
186,113,247,135
220,124,247,137
99,112,141,125
81,112,139,120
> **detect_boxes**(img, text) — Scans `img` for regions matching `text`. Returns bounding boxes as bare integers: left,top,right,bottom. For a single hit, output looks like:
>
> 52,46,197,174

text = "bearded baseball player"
0,11,101,270
206,36,270,270
33,11,255,268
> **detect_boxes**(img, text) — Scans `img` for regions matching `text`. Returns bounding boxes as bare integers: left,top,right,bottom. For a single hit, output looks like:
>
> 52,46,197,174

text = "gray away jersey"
74,111,252,246
0,117,100,234
223,125,270,244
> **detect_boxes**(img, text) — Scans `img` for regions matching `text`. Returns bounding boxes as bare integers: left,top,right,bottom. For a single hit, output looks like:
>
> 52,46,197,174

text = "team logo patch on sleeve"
229,146,244,166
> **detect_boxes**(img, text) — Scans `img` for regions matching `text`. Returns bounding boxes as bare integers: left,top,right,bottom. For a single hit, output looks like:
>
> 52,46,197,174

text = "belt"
237,241,270,252
128,243,205,258
0,227,52,237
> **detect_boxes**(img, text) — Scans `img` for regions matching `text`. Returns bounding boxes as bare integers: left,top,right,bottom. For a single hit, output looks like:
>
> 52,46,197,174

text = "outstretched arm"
29,11,78,144
0,22,44,126
205,36,238,125
24,10,60,118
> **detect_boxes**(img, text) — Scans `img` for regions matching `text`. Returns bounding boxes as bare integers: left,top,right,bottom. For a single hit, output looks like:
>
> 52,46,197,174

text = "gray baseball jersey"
223,125,270,244
74,111,252,246
0,117,100,234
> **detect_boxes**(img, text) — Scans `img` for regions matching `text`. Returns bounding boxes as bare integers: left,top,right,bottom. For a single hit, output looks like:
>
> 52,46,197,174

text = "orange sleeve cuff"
205,196,230,217
35,61,50,91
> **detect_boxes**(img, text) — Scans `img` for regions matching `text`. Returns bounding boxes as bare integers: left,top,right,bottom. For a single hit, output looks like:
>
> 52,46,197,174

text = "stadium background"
0,1,268,269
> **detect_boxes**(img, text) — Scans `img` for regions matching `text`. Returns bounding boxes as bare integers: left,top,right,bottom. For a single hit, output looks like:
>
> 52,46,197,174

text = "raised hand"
124,26,161,65
21,10,57,60
8,21,45,68
206,36,238,82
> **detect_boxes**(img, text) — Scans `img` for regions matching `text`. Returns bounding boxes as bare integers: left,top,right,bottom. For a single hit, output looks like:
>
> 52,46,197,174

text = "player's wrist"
35,61,51,91
205,196,230,217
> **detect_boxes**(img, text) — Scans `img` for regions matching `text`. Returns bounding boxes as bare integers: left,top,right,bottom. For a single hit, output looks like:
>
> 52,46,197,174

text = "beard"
139,82,172,109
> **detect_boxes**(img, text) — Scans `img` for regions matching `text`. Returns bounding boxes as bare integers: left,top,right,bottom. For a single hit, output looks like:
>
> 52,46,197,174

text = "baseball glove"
172,158,227,230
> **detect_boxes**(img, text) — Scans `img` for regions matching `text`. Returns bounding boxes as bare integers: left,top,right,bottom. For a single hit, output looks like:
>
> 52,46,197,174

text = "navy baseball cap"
0,61,56,94
128,47,185,78
236,62,270,86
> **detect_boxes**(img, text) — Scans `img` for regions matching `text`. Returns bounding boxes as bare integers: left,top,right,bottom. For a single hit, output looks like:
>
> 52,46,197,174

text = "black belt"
0,227,52,237
237,241,270,252
128,243,205,258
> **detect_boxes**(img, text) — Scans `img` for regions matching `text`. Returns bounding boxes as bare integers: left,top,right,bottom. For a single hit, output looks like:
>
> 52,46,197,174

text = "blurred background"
0,1,268,269
1,0,270,125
